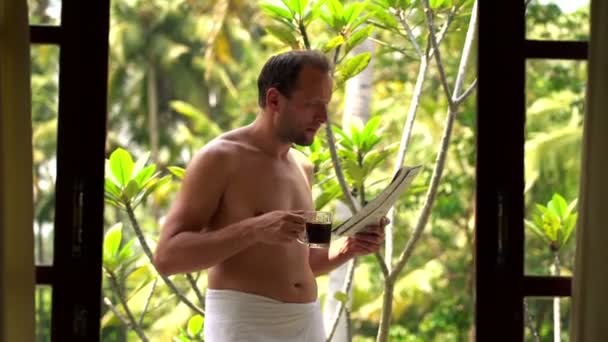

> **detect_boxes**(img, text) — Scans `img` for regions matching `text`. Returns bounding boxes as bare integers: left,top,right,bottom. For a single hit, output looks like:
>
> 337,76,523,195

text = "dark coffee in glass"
299,211,333,248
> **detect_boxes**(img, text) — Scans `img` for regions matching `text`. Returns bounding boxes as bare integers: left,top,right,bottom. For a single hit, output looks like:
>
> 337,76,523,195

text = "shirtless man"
153,50,386,342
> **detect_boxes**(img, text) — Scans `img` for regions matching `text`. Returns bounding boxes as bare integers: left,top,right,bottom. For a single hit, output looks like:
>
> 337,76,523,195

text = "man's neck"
247,116,292,160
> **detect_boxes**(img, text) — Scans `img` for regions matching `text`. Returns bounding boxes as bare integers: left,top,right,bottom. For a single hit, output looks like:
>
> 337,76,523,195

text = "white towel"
204,288,325,342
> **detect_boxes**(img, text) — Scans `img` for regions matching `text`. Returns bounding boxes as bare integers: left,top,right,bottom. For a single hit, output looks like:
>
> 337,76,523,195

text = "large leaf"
104,178,122,198
565,198,578,218
562,213,577,247
103,223,123,268
345,26,375,55
336,52,372,85
525,219,550,244
265,25,300,48
123,179,140,202
322,35,345,52
134,164,156,188
303,0,327,24
296,0,310,17
132,151,150,178
549,193,568,218
344,1,369,27
117,238,136,264
109,148,134,187
367,3,399,29
187,315,205,336
542,210,561,242
167,166,186,180
260,1,294,20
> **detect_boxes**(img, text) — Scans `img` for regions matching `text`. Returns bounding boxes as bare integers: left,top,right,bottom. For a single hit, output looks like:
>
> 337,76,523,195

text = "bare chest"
220,159,313,219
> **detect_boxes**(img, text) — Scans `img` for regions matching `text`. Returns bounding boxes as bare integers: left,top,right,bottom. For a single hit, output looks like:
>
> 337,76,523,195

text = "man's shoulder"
189,135,243,172
290,148,313,169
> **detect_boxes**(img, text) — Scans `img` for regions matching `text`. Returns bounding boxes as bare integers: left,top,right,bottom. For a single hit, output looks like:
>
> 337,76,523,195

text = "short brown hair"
257,50,331,108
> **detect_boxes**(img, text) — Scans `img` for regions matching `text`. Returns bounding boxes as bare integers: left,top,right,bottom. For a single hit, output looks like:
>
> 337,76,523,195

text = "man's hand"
335,217,389,258
251,210,306,245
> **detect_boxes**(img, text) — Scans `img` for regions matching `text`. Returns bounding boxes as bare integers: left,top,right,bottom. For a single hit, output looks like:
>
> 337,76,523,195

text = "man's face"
275,65,333,146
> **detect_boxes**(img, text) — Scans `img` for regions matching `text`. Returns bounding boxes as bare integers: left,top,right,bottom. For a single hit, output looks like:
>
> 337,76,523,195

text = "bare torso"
205,133,317,303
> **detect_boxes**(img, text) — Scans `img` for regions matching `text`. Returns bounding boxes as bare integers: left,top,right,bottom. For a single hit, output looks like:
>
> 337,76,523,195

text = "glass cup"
298,211,333,248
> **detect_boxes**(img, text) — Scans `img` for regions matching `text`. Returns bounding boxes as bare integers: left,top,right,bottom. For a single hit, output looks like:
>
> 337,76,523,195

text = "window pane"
28,0,61,26
524,59,585,276
526,0,590,41
524,297,571,342
36,285,53,341
32,45,59,266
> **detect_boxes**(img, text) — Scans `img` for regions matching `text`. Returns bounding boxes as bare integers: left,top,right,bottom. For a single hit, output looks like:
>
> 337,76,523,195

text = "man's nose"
315,107,328,124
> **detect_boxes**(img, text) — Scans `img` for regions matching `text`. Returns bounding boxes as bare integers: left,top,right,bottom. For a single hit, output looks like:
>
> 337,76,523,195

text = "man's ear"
266,88,281,111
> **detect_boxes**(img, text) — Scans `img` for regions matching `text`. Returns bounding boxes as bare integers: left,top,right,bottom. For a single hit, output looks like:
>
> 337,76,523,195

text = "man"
153,50,386,342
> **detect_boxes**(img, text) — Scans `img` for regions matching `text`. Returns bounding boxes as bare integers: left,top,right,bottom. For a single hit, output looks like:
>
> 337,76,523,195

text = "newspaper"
332,165,423,237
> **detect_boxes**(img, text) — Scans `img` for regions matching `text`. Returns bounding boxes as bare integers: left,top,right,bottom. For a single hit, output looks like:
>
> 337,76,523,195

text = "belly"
208,241,318,303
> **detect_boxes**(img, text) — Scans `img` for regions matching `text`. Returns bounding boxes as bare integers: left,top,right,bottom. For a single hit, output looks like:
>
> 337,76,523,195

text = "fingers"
283,211,306,224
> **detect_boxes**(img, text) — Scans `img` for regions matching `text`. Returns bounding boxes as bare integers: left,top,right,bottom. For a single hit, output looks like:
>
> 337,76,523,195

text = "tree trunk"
324,38,375,342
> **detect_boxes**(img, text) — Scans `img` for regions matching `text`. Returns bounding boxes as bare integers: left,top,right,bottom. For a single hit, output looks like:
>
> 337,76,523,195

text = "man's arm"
295,153,345,276
153,143,256,276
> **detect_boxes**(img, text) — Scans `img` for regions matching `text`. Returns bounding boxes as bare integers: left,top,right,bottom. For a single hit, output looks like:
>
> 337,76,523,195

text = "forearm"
154,221,256,276
309,248,351,277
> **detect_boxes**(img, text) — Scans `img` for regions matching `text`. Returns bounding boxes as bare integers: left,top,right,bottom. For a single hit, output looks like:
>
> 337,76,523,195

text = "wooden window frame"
31,1,110,341
476,2,588,341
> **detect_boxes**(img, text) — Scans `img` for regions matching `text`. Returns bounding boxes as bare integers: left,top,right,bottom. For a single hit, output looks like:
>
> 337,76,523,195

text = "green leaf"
542,210,561,242
167,166,186,180
525,219,550,244
335,52,372,85
344,1,368,27
561,213,577,247
363,149,388,174
315,180,342,210
134,165,156,187
104,178,122,198
297,0,310,17
338,147,358,160
142,175,172,200
123,179,140,202
351,127,363,151
361,116,382,142
187,314,205,336
549,193,568,218
345,26,375,55
109,148,134,187
132,152,150,179
103,223,123,267
333,126,355,150
326,0,344,18
303,0,327,24
343,159,364,185
367,3,399,29
265,25,300,48
117,238,136,263
322,35,345,52
565,198,578,218
429,0,446,9
334,291,349,304
260,1,294,20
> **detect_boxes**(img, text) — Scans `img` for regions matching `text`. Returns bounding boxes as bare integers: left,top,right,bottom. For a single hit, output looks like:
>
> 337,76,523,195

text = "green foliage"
105,148,172,210
174,315,205,341
103,223,137,272
525,193,578,252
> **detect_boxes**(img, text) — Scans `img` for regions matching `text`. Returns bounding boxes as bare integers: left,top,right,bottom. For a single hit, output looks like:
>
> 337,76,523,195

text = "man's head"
257,50,333,146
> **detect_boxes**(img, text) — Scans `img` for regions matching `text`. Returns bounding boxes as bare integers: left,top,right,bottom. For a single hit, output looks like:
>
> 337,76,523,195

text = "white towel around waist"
203,288,325,342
